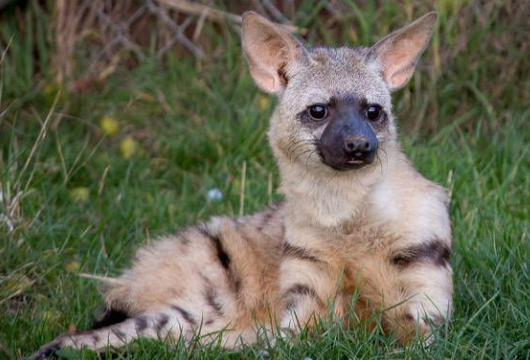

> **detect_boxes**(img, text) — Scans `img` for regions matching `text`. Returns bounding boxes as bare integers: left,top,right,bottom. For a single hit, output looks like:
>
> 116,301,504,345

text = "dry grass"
1,0,529,132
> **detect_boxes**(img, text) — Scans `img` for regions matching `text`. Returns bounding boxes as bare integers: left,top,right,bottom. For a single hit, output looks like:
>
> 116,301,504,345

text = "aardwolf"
32,11,451,359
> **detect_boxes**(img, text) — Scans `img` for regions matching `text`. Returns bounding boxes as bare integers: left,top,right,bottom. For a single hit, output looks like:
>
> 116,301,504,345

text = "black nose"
343,136,373,158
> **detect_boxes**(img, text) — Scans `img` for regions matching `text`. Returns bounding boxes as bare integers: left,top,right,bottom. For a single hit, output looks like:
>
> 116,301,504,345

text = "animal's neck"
278,159,388,229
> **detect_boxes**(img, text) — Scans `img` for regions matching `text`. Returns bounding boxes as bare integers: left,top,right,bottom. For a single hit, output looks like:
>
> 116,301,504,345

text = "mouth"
316,147,376,171
322,157,372,171
345,158,365,166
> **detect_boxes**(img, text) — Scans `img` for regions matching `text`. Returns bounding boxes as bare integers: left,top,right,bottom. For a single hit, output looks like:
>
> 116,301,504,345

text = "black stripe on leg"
113,329,126,340
199,272,224,316
205,285,224,316
156,314,169,332
283,242,321,262
428,313,445,326
284,284,323,310
391,239,451,268
134,316,149,332
172,306,196,326
401,313,415,322
285,284,319,298
90,308,129,330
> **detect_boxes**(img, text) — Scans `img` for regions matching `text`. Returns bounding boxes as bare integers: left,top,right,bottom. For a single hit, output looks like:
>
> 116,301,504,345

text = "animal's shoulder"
368,161,451,241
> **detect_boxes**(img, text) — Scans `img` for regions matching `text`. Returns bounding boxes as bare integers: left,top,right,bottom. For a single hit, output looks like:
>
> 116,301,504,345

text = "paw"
29,334,66,360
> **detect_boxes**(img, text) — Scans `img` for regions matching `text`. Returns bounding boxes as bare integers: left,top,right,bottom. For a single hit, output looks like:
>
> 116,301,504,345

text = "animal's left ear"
366,12,438,91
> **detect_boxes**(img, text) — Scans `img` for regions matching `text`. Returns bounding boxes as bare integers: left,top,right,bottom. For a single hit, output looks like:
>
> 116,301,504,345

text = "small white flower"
206,188,223,202
0,214,14,232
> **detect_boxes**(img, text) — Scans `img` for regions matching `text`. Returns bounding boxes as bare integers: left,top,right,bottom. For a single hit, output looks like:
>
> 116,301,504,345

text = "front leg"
355,237,453,343
278,242,341,334
388,238,453,338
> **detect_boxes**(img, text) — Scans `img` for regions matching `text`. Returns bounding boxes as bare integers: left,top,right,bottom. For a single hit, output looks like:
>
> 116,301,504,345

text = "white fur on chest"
367,177,399,224
281,164,382,228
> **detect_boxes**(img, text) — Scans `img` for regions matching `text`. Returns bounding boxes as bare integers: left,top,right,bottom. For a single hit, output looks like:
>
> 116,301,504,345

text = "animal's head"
242,12,437,174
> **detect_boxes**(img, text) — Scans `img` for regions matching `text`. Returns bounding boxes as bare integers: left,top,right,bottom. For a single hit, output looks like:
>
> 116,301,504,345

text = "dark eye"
365,105,383,121
308,105,328,121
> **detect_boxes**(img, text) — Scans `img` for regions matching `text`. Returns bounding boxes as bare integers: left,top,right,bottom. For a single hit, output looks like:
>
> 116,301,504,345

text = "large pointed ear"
242,11,309,94
366,12,438,91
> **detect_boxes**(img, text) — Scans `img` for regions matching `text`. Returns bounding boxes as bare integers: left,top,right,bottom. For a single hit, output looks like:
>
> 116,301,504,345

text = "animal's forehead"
310,46,367,66
287,46,389,107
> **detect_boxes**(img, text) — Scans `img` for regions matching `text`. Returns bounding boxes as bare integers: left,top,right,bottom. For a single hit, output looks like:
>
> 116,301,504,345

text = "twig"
90,4,148,68
146,0,204,59
0,35,14,66
0,0,16,11
250,0,268,19
324,3,341,17
155,0,303,34
96,10,146,62
0,341,12,360
14,92,60,191
192,8,208,42
239,161,246,217
79,273,120,285
260,0,292,24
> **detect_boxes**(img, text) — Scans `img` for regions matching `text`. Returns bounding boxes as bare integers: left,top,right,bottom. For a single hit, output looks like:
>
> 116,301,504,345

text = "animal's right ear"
242,12,309,94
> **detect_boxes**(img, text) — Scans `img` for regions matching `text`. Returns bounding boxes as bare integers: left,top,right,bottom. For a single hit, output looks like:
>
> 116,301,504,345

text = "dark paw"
29,335,65,360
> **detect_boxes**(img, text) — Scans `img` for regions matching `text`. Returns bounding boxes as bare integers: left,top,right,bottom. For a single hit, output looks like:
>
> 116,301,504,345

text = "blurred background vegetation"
1,0,529,359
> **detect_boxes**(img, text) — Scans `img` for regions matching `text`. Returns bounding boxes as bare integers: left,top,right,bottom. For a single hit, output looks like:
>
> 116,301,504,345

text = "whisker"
286,134,321,164
285,139,307,156
304,150,318,172
288,142,312,163
293,149,313,163
376,152,384,174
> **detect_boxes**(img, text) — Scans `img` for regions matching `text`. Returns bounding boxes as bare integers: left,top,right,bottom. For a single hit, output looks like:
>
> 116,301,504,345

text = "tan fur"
32,11,452,359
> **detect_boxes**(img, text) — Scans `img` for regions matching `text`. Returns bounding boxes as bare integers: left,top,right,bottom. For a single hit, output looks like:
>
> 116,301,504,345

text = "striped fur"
31,12,452,358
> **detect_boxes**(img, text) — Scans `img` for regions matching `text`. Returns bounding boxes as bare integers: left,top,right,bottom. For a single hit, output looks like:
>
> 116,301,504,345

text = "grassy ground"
1,0,530,359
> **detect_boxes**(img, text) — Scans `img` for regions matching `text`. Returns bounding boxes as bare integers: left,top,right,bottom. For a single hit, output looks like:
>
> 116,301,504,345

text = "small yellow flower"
65,261,80,273
41,310,61,322
43,83,57,95
134,90,156,102
100,117,119,136
5,275,33,292
120,136,139,159
348,29,358,43
69,187,89,202
257,95,271,111
43,82,64,106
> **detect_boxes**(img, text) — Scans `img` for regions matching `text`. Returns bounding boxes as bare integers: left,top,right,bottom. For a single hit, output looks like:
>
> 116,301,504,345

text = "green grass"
1,0,530,359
